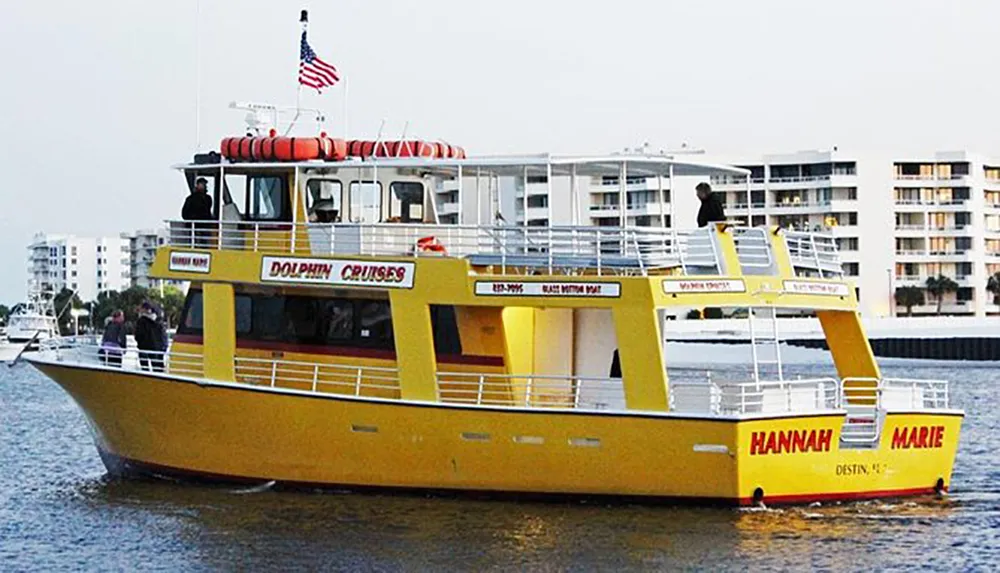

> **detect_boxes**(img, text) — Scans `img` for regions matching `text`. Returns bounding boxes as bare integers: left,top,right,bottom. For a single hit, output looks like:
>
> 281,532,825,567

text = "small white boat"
2,284,59,362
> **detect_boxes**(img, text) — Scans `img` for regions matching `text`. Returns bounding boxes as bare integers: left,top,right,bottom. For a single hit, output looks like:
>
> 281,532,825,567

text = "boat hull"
31,361,963,506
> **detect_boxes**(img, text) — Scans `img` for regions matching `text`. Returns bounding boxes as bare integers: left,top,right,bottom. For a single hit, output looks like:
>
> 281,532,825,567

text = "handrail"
435,371,626,411
37,337,204,377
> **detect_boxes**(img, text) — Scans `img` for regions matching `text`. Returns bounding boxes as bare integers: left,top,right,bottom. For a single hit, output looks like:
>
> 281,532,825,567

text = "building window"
71,246,77,256
957,287,974,302
843,262,859,276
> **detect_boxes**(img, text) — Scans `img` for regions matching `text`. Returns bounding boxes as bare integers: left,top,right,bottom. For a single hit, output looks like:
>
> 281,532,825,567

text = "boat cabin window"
349,181,382,223
177,291,204,334
218,174,291,223
306,179,343,223
249,176,290,221
178,290,461,355
389,182,424,223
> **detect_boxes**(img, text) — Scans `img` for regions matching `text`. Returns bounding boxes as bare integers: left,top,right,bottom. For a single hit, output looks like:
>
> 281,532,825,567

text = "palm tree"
987,271,1000,305
925,275,959,315
894,286,925,317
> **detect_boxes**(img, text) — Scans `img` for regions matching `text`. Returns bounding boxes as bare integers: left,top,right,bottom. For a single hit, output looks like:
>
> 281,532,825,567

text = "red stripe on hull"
737,486,946,506
171,334,504,367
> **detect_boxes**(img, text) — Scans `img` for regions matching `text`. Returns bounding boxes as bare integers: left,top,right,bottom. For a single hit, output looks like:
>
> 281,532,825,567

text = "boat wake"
229,480,277,495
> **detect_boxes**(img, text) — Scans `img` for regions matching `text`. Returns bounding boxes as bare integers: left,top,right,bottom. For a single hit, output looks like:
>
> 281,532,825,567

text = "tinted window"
253,296,286,341
235,295,252,334
358,300,393,345
320,299,354,342
430,305,462,355
178,291,203,334
286,297,320,342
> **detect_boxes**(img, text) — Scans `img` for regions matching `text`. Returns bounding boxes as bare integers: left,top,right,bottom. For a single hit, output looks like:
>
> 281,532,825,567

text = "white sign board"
260,256,415,289
474,281,621,298
169,251,212,274
662,279,746,294
782,280,850,297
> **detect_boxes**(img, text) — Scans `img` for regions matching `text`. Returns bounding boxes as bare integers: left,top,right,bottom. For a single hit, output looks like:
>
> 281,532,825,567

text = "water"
2,360,999,571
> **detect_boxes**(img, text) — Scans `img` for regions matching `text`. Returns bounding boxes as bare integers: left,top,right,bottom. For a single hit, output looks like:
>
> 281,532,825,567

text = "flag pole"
343,75,349,140
296,10,308,112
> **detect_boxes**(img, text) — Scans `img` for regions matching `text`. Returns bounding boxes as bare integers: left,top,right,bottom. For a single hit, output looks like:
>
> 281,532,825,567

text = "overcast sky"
1,0,999,303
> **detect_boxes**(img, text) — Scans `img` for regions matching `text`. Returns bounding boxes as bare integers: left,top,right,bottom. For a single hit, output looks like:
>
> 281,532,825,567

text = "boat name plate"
474,281,621,298
662,279,746,294
168,251,212,274
782,280,849,297
260,256,415,289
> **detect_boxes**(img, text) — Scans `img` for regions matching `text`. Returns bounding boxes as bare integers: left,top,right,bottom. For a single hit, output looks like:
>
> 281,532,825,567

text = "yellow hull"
35,361,962,506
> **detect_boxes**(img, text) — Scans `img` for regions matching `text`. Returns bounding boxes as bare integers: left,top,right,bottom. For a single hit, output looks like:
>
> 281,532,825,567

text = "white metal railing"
881,377,949,410
37,337,204,377
166,220,726,276
784,231,843,278
435,372,626,411
233,356,400,396
670,378,839,415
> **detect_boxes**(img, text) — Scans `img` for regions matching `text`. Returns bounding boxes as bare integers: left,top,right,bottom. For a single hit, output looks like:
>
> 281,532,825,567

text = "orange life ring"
219,136,348,162
345,139,464,160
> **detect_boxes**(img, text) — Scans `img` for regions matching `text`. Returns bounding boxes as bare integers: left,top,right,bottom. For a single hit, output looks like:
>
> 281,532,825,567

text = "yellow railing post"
612,301,669,412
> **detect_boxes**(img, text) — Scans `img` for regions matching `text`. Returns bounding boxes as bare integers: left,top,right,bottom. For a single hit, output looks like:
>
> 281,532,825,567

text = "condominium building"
28,234,131,301
127,229,185,291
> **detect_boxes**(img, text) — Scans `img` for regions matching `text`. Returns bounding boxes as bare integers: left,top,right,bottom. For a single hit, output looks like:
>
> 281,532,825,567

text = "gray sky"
2,0,999,303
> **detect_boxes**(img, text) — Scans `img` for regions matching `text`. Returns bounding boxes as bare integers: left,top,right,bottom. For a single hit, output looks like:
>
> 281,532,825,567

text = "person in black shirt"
696,182,726,228
182,177,214,247
135,301,167,372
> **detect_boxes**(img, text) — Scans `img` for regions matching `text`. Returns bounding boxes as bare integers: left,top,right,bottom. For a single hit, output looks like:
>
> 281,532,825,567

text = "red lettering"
934,426,944,448
750,432,765,455
764,432,776,455
792,430,806,452
817,429,832,452
892,427,908,449
917,426,929,449
777,431,791,454
805,429,818,452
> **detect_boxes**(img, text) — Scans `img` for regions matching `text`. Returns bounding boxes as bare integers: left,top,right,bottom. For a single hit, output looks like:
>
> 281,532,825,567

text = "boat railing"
435,372,626,410
670,378,840,415
37,337,204,378
166,220,727,276
233,356,401,397
783,231,844,278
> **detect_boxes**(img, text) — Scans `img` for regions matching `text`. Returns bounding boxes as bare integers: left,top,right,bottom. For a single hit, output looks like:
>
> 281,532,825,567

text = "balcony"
985,178,1000,191
894,249,972,262
894,198,970,212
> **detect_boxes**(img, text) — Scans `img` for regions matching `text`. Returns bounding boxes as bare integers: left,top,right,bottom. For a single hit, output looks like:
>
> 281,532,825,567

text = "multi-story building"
27,234,131,301
126,229,185,291
495,148,1000,318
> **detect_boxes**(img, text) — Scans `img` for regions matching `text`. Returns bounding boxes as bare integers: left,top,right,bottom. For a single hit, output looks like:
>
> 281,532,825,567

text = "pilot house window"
248,176,289,221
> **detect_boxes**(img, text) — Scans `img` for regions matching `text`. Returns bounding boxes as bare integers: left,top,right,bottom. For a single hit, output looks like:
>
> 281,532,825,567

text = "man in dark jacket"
696,182,726,227
182,177,214,221
135,301,167,372
182,177,214,248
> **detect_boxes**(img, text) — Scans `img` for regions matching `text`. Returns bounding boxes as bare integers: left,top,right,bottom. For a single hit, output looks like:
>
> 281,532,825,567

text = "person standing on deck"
182,177,214,248
135,301,167,372
695,182,726,227
99,311,127,367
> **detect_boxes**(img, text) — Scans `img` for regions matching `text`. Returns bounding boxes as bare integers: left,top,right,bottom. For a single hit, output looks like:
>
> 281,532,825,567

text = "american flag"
299,30,339,92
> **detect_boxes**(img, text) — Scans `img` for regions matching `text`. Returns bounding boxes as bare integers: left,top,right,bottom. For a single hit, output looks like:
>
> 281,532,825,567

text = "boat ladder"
839,378,882,447
748,306,783,383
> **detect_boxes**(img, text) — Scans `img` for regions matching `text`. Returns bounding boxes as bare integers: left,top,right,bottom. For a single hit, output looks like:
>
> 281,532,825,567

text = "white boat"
1,285,59,362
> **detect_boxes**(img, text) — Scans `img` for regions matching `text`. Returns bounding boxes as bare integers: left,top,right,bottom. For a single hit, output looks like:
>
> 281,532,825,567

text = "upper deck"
159,152,846,302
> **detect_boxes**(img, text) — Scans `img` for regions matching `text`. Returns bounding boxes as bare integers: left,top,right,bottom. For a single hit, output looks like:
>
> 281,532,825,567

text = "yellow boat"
28,126,962,506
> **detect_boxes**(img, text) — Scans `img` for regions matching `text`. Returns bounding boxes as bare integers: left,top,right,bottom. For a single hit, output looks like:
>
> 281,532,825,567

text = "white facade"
493,149,1000,319
126,229,184,290
28,234,131,301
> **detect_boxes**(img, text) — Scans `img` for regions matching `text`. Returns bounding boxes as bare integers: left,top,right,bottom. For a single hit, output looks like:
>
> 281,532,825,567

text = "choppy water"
2,358,999,571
